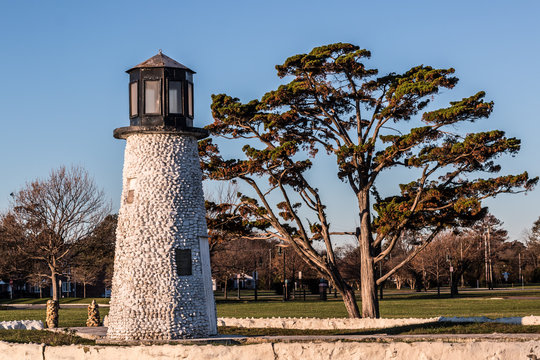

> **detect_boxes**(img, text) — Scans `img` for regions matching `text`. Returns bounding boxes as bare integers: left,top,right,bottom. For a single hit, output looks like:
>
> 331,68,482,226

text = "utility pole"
488,227,493,290
299,271,305,301
277,245,288,301
253,258,258,302
519,253,524,290
268,248,272,290
436,262,440,297
449,255,454,298
460,239,464,287
484,230,489,288
237,273,241,300
283,248,287,301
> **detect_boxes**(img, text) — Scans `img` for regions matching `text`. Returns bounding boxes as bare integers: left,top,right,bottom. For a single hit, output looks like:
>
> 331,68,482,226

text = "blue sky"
0,1,539,242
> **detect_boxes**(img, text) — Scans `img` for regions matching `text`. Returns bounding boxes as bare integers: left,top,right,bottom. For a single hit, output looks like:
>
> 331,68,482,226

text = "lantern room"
126,51,195,129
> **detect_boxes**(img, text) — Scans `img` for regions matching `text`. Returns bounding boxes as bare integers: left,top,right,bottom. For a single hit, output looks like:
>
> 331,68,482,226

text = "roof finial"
158,49,162,55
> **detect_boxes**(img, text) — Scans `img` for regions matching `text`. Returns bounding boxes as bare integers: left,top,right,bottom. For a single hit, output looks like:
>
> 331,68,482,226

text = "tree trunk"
359,252,379,318
451,271,461,296
451,277,459,296
51,271,59,301
331,274,360,318
358,190,379,318
83,282,87,298
341,287,360,318
396,277,403,290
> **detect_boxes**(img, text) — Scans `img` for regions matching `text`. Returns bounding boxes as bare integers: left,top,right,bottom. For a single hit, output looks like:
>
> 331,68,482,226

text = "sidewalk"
2,303,110,309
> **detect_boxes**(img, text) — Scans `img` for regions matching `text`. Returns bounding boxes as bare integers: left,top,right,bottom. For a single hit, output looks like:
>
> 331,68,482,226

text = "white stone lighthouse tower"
107,52,217,340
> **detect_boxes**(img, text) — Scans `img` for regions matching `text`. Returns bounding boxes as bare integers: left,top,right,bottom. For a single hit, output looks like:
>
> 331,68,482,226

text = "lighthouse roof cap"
127,51,195,73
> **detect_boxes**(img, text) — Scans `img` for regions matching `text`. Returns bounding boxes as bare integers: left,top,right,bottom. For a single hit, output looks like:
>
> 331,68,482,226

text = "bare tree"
0,213,31,290
525,217,540,271
8,166,110,300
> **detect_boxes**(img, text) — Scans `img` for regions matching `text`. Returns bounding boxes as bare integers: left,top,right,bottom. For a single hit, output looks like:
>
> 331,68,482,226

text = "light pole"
299,271,305,301
253,256,262,301
447,254,454,298
268,248,272,290
519,253,524,290
237,273,241,300
277,244,289,301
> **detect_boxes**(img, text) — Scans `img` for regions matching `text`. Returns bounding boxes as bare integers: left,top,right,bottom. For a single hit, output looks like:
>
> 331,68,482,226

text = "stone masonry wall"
107,133,217,340
4,340,540,360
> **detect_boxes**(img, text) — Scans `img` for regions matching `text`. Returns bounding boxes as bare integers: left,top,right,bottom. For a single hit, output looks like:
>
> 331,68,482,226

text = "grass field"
0,329,94,345
217,288,540,319
0,308,111,328
0,288,539,328
3,322,540,346
0,288,539,343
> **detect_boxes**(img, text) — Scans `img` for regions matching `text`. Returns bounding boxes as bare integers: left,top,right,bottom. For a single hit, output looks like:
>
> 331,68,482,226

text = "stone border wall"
2,340,539,360
218,316,540,329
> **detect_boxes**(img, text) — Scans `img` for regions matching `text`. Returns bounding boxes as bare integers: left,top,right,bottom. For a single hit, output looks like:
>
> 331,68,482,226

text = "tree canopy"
200,43,537,318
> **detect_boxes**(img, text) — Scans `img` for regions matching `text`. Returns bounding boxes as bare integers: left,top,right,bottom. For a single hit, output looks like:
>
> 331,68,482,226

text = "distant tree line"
337,213,540,296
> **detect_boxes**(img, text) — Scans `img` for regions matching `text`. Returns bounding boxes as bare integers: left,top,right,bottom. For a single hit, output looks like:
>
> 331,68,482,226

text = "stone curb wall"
2,340,539,360
218,316,540,329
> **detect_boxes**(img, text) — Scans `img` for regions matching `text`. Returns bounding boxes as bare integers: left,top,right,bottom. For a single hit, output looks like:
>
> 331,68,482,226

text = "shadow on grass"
0,329,95,346
216,298,328,304
380,288,540,301
218,322,540,337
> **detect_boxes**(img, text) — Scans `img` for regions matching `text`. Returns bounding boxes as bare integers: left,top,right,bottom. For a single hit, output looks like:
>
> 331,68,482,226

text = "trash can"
319,280,328,301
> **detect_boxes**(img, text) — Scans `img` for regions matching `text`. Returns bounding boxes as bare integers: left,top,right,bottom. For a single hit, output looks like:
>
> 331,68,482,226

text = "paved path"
2,303,110,309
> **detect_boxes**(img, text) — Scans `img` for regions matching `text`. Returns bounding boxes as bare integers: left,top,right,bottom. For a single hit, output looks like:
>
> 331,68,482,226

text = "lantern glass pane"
130,82,138,117
169,81,183,114
145,80,161,114
187,82,193,117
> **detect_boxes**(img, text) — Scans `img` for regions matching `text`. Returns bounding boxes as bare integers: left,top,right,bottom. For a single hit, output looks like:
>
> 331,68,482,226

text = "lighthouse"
107,52,217,340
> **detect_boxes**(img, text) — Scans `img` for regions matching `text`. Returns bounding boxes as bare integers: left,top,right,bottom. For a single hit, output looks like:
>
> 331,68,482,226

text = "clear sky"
0,1,539,242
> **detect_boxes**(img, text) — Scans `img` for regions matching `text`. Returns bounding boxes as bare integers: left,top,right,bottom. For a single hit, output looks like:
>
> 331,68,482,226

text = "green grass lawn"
0,308,110,328
0,288,539,328
3,322,540,345
219,322,540,336
216,289,540,319
0,329,94,345
0,289,539,344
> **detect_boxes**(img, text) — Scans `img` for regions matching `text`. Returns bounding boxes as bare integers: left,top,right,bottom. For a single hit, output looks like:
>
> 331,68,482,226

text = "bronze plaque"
175,249,192,276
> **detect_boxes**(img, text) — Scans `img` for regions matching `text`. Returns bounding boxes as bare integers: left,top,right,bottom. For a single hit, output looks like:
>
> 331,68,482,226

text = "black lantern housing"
114,51,207,140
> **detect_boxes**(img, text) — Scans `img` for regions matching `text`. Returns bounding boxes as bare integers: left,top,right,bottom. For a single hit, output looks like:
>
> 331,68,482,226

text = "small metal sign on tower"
107,52,217,340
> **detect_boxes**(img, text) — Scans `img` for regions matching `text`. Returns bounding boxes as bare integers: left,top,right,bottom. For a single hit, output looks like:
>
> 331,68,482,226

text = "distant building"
231,273,256,290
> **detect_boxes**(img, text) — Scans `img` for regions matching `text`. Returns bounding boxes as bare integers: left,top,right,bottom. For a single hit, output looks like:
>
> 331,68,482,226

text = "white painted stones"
107,133,217,340
0,320,44,330
217,316,540,329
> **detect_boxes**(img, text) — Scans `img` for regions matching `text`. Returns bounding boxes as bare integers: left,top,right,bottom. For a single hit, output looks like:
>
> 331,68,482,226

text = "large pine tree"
201,43,537,318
